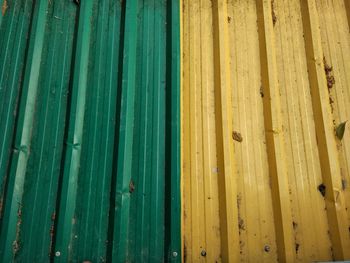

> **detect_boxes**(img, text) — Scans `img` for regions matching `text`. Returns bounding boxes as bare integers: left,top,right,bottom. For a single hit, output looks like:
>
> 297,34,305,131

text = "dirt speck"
232,131,243,143
227,16,231,23
260,86,264,98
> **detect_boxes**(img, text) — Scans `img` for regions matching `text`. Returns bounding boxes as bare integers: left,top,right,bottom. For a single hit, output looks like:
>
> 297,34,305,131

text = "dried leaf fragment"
336,121,347,140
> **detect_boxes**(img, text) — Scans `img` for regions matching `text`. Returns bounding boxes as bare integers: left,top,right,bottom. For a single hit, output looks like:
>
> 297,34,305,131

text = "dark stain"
129,180,135,193
271,0,277,26
342,179,347,190
318,183,326,197
323,57,336,114
227,16,231,23
292,221,298,230
239,240,244,255
260,86,264,98
295,243,300,253
49,211,56,257
184,244,187,263
238,218,245,231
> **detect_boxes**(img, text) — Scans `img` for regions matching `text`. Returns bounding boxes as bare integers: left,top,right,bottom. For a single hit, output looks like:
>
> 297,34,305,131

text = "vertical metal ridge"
316,0,350,258
167,0,181,260
200,1,221,262
149,1,166,259
54,0,94,260
22,1,77,261
0,0,33,200
110,0,138,260
211,0,239,262
0,0,49,261
227,1,278,261
256,0,294,261
300,0,350,259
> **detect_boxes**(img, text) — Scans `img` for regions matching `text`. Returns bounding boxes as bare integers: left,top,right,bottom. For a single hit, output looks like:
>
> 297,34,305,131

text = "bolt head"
172,251,178,257
55,251,61,257
201,250,207,257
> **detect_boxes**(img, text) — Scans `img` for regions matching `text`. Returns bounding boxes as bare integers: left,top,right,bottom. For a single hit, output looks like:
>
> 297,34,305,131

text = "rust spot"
324,57,335,90
48,224,55,257
2,0,8,16
13,204,22,256
232,131,243,142
271,0,277,26
49,210,56,257
129,180,135,193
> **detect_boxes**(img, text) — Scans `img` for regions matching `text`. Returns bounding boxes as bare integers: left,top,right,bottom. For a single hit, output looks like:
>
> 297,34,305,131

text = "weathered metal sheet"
182,0,350,262
0,0,181,262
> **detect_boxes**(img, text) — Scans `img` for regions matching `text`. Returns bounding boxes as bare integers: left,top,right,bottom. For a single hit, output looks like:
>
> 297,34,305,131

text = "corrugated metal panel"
0,0,181,262
182,0,350,262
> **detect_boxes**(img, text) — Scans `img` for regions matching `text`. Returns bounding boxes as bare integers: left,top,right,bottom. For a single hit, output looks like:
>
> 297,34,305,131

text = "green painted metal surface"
0,0,181,262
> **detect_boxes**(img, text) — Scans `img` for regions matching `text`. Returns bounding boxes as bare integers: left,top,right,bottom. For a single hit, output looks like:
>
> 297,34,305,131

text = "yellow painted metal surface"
181,0,350,262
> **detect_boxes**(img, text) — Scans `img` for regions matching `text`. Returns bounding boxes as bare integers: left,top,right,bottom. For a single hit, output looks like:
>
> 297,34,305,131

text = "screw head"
201,250,207,257
264,245,270,252
172,251,178,257
55,251,61,257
